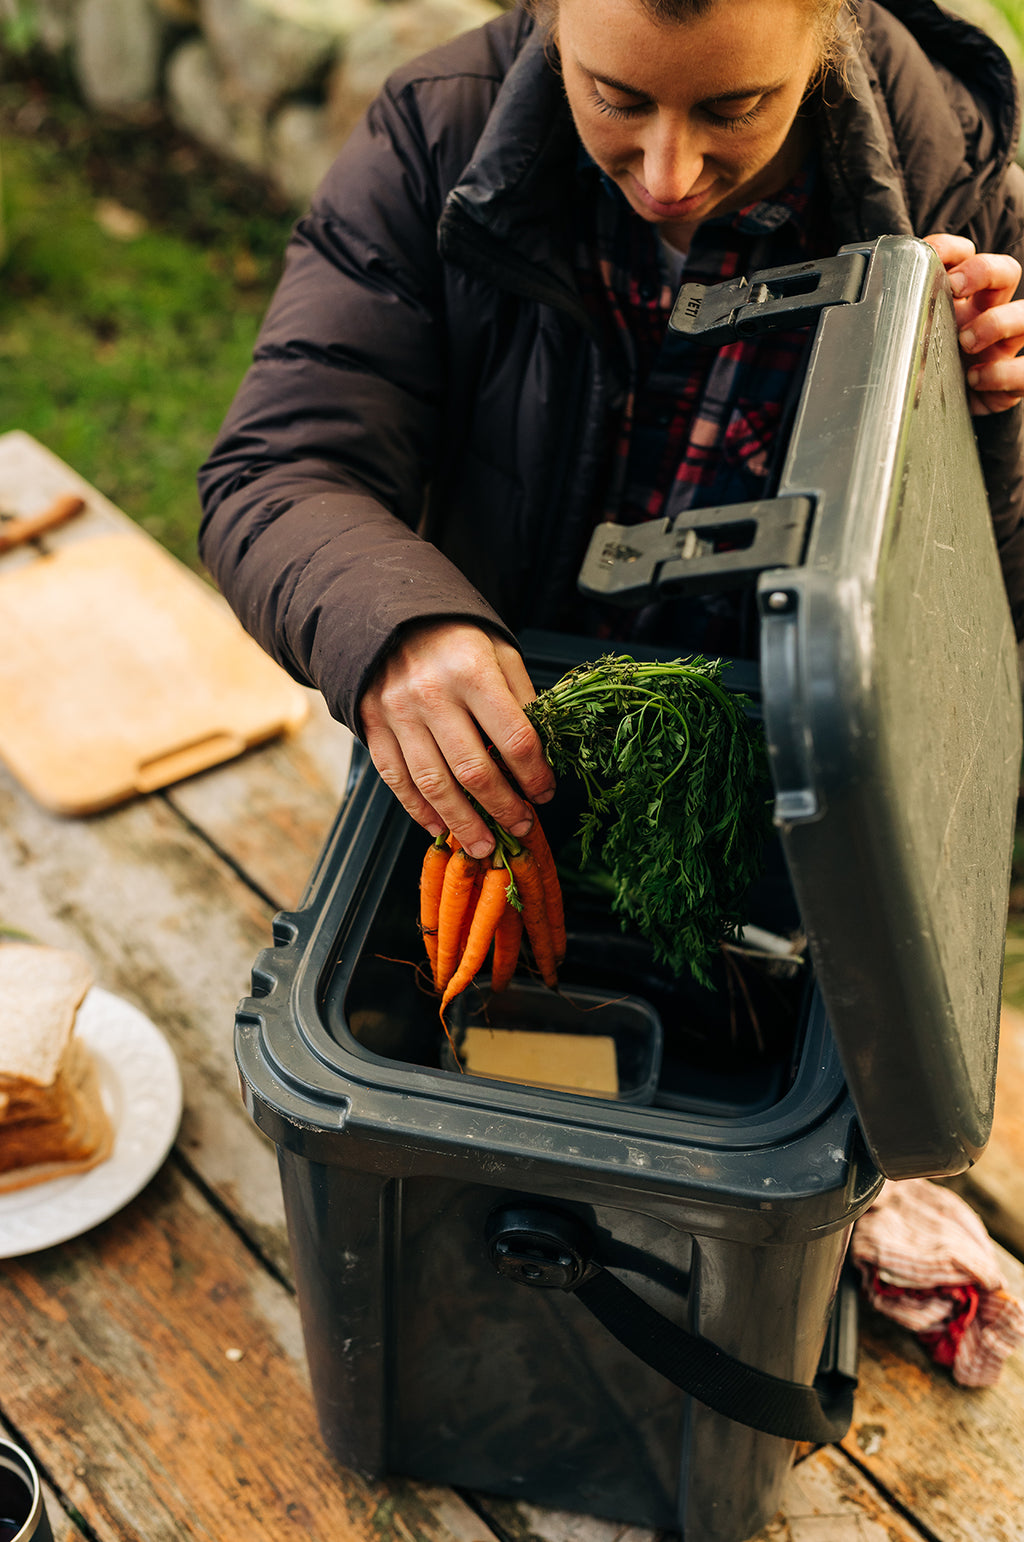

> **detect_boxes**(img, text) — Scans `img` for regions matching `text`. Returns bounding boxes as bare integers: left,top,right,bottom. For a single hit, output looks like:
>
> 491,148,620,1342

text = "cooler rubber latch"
577,497,813,604
486,1204,593,1289
668,250,867,346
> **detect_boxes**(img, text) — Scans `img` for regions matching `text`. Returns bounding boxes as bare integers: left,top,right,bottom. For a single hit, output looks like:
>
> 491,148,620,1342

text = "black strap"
485,1203,856,1445
572,1265,853,1445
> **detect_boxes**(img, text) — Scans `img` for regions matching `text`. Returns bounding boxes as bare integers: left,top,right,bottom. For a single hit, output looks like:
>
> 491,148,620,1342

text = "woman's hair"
525,0,853,77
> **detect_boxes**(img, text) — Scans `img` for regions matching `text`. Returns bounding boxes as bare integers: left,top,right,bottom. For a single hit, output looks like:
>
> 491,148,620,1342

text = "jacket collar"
821,0,1021,241
437,21,585,307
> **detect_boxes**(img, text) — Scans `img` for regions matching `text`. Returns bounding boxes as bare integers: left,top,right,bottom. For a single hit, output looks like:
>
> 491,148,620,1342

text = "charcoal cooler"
234,236,1022,1542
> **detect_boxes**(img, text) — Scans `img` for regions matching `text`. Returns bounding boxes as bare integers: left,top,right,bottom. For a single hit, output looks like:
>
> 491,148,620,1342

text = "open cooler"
234,237,1022,1542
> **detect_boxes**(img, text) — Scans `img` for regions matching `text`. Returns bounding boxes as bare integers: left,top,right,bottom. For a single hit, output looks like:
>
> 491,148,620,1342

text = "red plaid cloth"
851,1179,1024,1387
560,155,835,653
572,156,832,525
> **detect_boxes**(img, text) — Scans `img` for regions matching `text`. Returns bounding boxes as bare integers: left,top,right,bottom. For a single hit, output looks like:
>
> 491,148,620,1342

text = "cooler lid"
757,236,1021,1177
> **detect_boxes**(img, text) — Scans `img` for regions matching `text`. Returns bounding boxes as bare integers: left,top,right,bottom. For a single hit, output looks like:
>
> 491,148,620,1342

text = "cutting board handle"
135,733,247,792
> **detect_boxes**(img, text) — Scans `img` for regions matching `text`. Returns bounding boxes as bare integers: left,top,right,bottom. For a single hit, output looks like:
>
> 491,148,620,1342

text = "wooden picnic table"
2,433,1024,1542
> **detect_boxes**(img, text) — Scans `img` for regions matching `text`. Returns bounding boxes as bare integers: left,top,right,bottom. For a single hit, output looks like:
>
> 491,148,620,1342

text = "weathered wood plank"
0,760,290,1272
166,689,353,912
842,1245,1024,1542
475,1499,657,1542
0,1426,89,1542
748,1446,933,1541
477,1440,933,1542
959,1004,1024,1262
42,1478,89,1542
0,1163,501,1542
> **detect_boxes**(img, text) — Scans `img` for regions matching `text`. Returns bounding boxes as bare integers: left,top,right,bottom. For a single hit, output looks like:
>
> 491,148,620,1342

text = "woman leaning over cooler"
198,0,1024,850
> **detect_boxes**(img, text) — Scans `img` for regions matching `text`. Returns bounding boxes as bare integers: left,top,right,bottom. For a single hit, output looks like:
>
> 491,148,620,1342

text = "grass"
0,72,294,568
989,0,1024,46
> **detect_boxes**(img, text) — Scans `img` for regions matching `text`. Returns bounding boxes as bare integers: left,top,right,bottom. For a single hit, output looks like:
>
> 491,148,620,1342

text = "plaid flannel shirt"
567,157,834,650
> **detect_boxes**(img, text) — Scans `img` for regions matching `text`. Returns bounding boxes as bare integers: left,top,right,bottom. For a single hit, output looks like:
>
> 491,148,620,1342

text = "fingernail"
426,821,445,839
949,273,967,296
967,368,981,387
468,839,493,860
535,786,555,804
961,328,977,351
510,818,533,838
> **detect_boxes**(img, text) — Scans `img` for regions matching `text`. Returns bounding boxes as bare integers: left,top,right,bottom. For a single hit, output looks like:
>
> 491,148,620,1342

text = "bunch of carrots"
419,808,566,1029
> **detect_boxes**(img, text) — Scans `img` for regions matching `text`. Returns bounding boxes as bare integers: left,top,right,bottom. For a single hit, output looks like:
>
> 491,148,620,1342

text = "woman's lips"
628,174,715,220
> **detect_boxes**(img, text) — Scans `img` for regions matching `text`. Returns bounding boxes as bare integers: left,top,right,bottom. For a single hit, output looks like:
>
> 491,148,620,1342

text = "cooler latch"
577,496,813,604
668,250,867,346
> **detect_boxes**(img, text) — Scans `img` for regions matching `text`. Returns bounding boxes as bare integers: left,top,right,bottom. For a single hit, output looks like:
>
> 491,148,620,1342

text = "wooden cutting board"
0,531,310,814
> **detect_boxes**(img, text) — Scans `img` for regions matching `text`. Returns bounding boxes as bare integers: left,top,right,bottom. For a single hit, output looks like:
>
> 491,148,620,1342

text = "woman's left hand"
924,234,1024,415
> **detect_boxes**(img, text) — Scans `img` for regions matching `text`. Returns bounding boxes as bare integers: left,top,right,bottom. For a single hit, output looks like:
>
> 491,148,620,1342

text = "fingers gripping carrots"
417,805,566,1029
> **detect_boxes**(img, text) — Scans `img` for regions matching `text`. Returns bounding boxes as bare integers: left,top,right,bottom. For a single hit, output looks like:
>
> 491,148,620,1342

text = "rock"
23,0,78,54
199,0,375,112
152,0,200,23
73,0,164,112
326,0,501,146
165,37,267,172
267,101,339,206
94,198,149,239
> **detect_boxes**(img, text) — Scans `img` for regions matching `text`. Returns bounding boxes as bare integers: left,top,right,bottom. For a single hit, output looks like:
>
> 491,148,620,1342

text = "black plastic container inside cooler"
235,236,1021,1542
444,979,664,1100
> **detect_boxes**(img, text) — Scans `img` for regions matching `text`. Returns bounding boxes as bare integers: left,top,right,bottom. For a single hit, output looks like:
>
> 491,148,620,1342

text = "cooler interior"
320,763,814,1120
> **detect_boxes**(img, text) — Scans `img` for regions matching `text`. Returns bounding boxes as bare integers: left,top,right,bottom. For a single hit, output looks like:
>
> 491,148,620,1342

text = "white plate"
0,986,182,1258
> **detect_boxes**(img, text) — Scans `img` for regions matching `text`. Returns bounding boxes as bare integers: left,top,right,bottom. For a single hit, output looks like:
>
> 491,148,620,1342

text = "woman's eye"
702,100,765,130
589,85,649,120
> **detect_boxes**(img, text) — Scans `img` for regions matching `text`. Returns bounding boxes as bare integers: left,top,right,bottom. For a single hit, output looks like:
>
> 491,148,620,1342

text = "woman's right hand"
358,620,556,856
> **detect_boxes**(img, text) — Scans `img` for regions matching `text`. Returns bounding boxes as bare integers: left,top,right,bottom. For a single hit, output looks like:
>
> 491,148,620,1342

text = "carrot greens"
524,654,771,987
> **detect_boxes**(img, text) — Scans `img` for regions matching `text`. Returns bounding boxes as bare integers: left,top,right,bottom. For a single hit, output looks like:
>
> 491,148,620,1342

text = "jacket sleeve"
197,71,516,736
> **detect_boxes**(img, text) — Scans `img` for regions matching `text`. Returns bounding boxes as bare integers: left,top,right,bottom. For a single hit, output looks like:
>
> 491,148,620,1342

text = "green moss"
0,119,291,568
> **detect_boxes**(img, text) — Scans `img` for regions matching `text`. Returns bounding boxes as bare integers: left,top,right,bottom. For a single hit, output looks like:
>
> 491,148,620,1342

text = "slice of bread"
0,942,113,1192
0,942,94,1085
0,1039,114,1193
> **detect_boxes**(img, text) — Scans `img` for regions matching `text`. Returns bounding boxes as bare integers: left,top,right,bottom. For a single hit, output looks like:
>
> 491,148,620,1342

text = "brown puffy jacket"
198,0,1024,735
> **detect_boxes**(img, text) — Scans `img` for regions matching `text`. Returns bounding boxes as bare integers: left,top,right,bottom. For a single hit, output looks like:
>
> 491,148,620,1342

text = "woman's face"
556,0,823,242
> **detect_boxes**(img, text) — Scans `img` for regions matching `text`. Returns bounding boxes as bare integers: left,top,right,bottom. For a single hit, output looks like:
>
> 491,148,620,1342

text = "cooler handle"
486,1203,856,1446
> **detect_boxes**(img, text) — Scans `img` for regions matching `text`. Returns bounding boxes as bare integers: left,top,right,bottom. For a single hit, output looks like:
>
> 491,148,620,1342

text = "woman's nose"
641,118,703,204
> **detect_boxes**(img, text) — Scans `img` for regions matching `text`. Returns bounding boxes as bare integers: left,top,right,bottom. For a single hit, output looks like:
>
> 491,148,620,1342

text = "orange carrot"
440,863,510,1015
510,846,558,988
455,862,483,964
490,899,523,994
419,832,450,988
520,813,566,965
435,848,484,991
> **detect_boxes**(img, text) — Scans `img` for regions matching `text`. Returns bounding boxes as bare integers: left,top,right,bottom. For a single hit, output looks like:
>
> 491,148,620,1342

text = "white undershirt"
658,233,688,289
